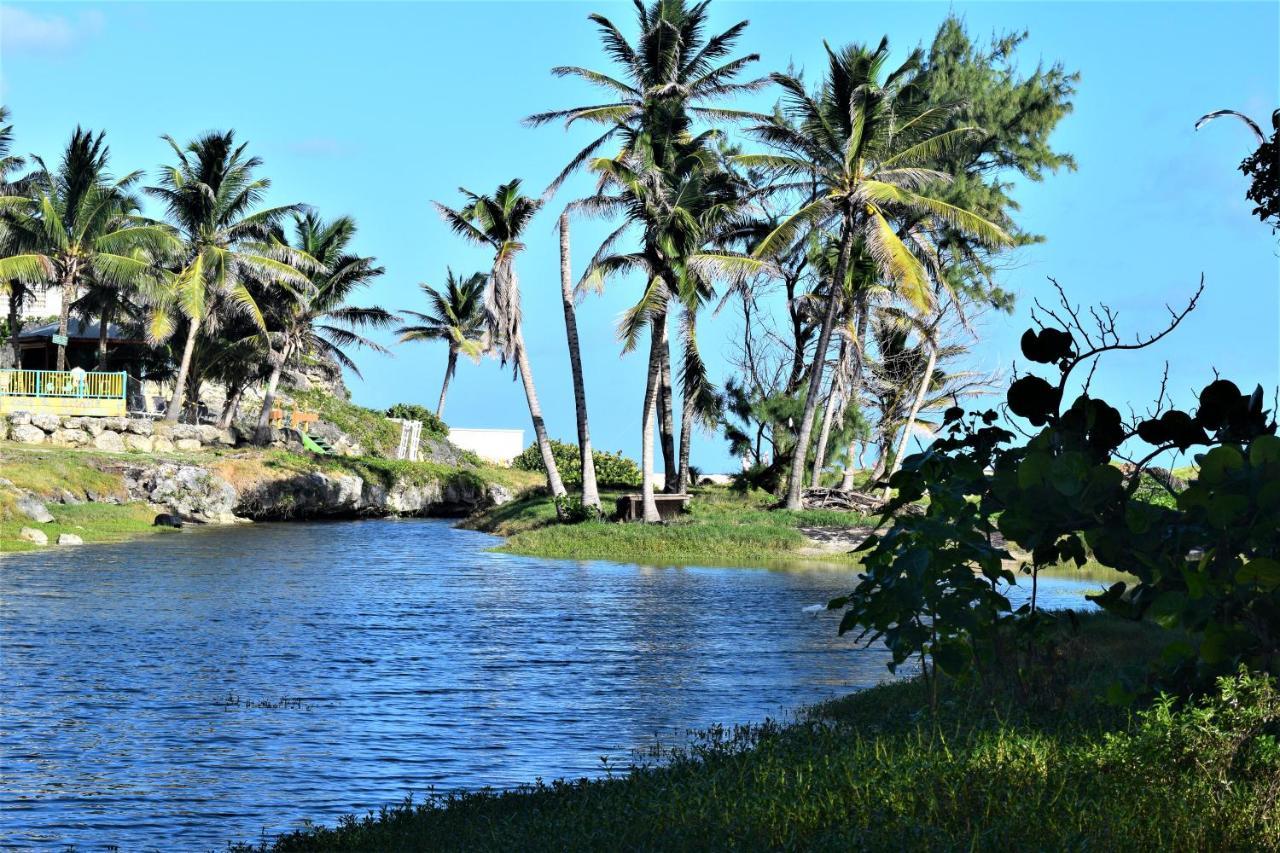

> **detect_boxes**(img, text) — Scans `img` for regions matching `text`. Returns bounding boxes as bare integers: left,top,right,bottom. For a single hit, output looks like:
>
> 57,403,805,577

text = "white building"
448,427,525,466
18,282,63,319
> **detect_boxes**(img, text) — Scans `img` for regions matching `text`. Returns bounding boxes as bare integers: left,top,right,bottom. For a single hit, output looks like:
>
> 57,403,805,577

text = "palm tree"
396,267,488,419
0,107,53,365
557,211,601,510
13,128,176,370
253,212,393,437
146,131,308,422
434,179,566,499
739,39,1012,509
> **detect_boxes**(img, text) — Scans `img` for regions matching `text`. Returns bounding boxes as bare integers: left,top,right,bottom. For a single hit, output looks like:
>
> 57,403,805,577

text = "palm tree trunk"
513,328,566,499
164,319,199,422
7,287,22,367
839,444,858,491
436,349,457,418
785,213,855,510
254,341,292,438
886,339,938,483
558,212,600,509
218,383,245,429
810,338,848,488
96,298,114,370
677,378,696,493
55,264,77,371
657,335,678,493
640,315,665,522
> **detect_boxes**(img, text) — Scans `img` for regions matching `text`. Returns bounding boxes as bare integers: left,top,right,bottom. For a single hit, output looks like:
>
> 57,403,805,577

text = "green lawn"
466,485,875,567
0,498,176,553
229,613,1280,851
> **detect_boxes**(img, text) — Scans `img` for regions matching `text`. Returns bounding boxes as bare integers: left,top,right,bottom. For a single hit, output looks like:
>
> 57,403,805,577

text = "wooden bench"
615,493,691,522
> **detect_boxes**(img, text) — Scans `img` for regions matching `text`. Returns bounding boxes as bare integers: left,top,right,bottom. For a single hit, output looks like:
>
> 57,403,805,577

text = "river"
0,519,1104,850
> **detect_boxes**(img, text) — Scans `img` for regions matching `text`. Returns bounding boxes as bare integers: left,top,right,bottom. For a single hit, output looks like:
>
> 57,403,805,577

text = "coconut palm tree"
396,267,488,419
146,130,309,422
556,211,601,510
12,128,176,370
739,38,1012,508
434,179,566,499
0,107,53,365
252,212,393,437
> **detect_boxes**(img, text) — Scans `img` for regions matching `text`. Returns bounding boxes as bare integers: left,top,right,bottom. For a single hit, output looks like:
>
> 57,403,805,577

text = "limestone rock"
80,418,105,437
100,416,130,432
487,484,513,507
10,424,45,445
196,425,223,445
8,411,31,426
16,493,54,523
126,419,153,436
55,488,83,505
0,420,7,442
124,434,154,453
175,438,202,452
93,430,126,452
49,428,90,447
170,424,201,440
128,463,238,522
152,435,175,453
19,527,47,545
31,413,62,432
56,533,84,545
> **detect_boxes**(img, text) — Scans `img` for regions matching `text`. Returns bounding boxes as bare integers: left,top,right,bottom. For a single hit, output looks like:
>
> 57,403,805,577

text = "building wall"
447,427,525,466
20,284,62,319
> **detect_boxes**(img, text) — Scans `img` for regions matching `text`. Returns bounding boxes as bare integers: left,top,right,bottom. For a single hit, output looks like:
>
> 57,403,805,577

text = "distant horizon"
3,0,1276,471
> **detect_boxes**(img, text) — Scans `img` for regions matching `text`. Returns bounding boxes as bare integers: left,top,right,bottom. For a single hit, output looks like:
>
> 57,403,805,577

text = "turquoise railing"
0,369,127,399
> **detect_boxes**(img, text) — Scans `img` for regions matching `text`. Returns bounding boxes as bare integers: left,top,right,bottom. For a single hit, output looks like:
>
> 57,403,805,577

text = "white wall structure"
448,427,525,466
20,283,62,319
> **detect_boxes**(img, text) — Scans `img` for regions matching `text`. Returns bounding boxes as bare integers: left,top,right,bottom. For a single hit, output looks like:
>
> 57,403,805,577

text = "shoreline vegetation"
229,613,1280,851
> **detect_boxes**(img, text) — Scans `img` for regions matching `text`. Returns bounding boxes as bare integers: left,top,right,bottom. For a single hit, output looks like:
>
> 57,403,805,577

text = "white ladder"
394,419,423,461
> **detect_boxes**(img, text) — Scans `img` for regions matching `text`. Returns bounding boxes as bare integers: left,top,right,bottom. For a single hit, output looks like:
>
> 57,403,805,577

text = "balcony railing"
0,369,127,399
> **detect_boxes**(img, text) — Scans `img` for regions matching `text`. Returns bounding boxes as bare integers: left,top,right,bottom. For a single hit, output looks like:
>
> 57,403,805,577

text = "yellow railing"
0,369,126,399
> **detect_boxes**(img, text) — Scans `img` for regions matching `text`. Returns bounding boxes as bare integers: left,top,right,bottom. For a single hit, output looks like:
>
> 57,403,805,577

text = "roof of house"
18,319,142,343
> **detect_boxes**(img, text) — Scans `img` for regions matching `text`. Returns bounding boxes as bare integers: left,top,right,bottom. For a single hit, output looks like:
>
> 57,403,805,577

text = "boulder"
152,435,175,453
10,424,45,445
55,488,83,505
130,463,238,522
126,419,154,436
175,438,202,452
18,527,47,545
197,425,223,445
16,493,54,523
124,434,154,453
100,416,130,432
31,412,62,432
62,417,84,430
153,513,184,528
93,430,126,452
56,533,84,545
80,418,105,437
49,428,90,447
8,411,31,426
171,424,201,440
487,484,513,507
0,420,8,442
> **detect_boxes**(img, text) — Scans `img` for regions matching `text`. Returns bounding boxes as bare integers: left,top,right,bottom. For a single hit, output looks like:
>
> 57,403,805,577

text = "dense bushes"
834,284,1279,695
513,440,642,488
385,403,448,438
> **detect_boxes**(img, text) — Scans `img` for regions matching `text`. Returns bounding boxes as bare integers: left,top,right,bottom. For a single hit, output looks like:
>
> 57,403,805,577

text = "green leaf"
1198,445,1244,485
1236,558,1280,591
932,640,970,676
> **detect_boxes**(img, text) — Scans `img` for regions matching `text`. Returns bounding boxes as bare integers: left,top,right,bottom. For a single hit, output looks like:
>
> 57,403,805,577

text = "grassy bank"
231,613,1280,851
466,486,873,567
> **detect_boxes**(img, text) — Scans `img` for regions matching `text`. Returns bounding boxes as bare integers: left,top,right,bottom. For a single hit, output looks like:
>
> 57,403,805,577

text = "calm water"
0,519,1102,850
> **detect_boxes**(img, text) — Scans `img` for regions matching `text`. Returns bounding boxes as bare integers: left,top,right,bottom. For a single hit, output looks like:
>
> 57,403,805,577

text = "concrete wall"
448,427,525,466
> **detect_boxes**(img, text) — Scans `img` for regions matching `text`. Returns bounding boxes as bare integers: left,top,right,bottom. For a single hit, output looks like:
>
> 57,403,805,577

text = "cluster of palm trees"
0,113,393,429
3,1,1067,524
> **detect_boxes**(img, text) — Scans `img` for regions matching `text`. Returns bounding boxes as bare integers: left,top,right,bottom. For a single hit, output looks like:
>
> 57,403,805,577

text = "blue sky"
2,1,1277,471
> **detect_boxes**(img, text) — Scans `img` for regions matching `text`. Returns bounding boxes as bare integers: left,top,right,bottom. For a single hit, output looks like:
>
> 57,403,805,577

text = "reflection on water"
0,519,1103,850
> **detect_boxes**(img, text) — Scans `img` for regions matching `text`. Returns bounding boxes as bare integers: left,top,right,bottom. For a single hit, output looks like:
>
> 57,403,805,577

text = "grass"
466,485,873,567
0,499,176,553
229,613,1280,851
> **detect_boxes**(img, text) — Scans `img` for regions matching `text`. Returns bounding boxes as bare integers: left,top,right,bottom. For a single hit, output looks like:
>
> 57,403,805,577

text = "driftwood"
800,487,924,516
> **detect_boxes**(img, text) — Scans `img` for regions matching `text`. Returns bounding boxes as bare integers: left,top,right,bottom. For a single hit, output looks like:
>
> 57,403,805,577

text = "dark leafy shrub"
385,403,448,438
832,281,1279,696
553,494,604,523
513,440,642,488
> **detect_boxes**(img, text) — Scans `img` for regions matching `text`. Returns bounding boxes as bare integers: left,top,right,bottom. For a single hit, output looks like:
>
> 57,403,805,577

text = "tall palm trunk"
785,212,855,510
513,328,567,499
558,213,600,509
55,263,78,371
886,339,938,484
164,318,199,422
640,313,666,522
675,308,699,494
7,287,22,367
810,337,849,487
218,383,245,429
657,338,678,492
436,349,457,418
255,340,293,438
96,297,114,370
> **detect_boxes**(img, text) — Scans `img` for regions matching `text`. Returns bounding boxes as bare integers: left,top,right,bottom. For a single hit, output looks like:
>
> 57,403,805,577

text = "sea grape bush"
833,284,1279,690
385,403,448,437
514,440,642,488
